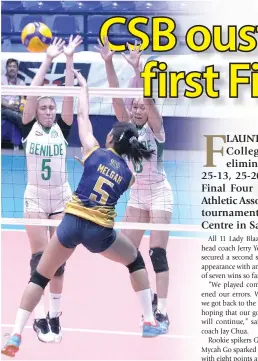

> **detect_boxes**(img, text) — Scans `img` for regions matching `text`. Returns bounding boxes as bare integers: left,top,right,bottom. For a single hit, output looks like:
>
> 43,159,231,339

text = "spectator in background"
1,58,26,130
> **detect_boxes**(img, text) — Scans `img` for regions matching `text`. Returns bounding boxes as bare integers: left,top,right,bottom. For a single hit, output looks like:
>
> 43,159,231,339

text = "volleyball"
21,22,52,52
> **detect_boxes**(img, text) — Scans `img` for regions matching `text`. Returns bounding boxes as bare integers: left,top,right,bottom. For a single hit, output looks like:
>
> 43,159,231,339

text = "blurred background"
1,0,210,53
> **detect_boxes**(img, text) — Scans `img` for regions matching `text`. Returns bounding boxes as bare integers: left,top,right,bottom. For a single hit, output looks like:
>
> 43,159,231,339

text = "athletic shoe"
47,312,62,343
1,333,21,357
142,320,168,337
155,310,170,326
33,318,54,343
140,293,158,326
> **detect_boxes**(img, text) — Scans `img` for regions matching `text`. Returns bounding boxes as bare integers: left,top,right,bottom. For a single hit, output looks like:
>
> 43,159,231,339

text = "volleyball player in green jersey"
2,69,169,358
22,36,82,343
97,37,173,327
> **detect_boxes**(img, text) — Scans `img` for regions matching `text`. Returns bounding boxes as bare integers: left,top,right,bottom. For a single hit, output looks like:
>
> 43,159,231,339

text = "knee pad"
126,250,145,274
30,252,65,277
149,247,169,273
54,263,66,277
29,270,50,290
30,252,43,275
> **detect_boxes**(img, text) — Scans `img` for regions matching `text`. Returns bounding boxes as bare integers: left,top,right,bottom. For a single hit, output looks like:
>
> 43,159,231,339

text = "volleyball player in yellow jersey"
22,35,82,343
97,37,173,326
2,69,169,358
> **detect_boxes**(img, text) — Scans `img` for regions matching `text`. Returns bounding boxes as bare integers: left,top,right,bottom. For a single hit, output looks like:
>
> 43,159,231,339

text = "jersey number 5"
41,159,51,180
90,176,114,205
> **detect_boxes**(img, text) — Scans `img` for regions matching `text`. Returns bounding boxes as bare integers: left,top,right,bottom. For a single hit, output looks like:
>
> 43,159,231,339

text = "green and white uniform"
128,122,173,213
23,119,72,215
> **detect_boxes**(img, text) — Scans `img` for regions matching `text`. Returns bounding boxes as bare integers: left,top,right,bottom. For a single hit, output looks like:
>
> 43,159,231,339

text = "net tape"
1,86,147,98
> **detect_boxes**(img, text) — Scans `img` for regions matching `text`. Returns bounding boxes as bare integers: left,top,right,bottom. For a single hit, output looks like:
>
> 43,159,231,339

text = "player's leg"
149,184,173,324
46,184,72,342
23,233,75,312
24,211,54,343
48,212,65,343
99,231,168,337
1,230,76,357
149,210,171,321
123,195,157,313
121,205,149,249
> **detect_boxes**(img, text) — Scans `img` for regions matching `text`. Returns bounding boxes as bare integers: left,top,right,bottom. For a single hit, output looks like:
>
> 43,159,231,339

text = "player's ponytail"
128,136,155,164
112,122,155,164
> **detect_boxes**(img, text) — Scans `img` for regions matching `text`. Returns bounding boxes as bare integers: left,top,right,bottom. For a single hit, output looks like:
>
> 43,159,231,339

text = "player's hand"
72,68,87,88
74,147,84,166
95,36,115,62
46,38,65,59
74,156,84,166
122,40,143,69
63,35,83,58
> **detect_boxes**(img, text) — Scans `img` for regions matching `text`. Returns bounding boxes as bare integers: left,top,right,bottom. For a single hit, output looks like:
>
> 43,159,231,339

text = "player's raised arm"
72,69,99,157
62,35,83,125
23,38,65,125
123,41,164,141
95,36,130,122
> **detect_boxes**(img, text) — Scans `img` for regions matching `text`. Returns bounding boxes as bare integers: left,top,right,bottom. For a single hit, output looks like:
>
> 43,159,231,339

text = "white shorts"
127,179,173,213
24,182,72,215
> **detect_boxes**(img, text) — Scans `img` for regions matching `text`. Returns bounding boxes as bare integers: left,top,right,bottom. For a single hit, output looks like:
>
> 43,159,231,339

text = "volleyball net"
1,85,204,235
